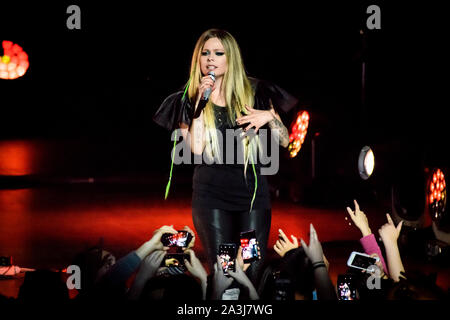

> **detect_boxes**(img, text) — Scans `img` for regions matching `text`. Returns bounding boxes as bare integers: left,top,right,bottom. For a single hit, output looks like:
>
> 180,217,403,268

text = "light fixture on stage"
288,110,309,158
0,40,29,79
358,146,374,180
428,168,447,223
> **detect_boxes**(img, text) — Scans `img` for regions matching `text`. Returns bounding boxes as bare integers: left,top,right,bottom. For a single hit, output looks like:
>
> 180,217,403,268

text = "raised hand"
182,225,196,250
184,249,207,283
147,225,178,251
273,228,299,257
346,200,372,237
211,256,234,300
236,246,251,272
300,224,324,264
379,214,403,244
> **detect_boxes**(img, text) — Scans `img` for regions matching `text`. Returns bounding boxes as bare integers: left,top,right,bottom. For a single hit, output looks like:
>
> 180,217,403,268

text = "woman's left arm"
236,103,290,148
267,107,290,148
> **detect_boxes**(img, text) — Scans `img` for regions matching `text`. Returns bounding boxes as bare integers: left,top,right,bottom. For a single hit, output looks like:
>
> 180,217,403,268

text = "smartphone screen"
162,253,189,271
219,244,236,276
161,231,192,247
337,274,358,300
240,230,259,263
273,278,294,301
349,252,378,270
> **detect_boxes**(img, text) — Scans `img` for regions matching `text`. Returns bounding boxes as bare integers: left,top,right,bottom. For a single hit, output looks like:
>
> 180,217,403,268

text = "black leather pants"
192,207,271,287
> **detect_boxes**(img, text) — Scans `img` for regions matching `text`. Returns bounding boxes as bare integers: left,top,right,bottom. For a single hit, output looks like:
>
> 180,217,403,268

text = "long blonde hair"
187,29,260,172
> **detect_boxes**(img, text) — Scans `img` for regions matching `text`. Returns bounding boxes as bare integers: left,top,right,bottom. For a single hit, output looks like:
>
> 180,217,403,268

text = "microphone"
202,71,215,100
193,71,215,118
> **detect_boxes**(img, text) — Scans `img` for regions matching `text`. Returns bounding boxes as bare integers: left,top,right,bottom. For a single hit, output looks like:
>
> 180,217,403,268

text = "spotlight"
288,111,309,158
358,146,374,180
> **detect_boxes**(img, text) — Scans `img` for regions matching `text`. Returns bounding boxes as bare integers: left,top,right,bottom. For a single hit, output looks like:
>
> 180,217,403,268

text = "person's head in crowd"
17,269,69,302
259,247,314,300
387,271,448,300
71,245,116,297
139,272,203,301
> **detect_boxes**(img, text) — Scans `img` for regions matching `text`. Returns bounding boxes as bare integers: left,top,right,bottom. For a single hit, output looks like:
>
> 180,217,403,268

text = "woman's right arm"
180,106,205,155
180,75,215,155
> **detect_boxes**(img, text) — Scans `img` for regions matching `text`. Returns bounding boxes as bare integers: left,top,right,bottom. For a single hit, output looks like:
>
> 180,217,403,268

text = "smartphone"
346,251,379,271
161,231,193,248
337,274,359,300
240,230,259,263
219,243,236,276
161,253,190,272
273,278,294,301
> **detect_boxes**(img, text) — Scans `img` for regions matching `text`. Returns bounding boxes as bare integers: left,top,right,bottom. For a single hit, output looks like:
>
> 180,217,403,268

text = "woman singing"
153,29,297,285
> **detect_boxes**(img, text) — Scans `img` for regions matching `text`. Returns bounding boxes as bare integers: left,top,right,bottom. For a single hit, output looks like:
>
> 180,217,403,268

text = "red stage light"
0,40,29,79
428,168,447,222
288,110,310,158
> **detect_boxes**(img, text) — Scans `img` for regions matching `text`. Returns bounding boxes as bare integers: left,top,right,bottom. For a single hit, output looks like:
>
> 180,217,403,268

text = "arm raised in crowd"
379,214,405,282
300,224,337,300
346,200,388,276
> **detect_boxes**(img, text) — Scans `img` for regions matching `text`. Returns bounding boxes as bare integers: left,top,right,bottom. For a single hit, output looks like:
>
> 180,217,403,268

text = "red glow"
0,141,36,175
288,111,310,158
0,40,29,79
430,184,435,192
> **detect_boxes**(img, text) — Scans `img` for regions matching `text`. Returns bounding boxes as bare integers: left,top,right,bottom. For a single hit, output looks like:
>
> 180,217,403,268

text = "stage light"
428,168,447,223
288,111,309,158
358,146,374,180
0,40,29,79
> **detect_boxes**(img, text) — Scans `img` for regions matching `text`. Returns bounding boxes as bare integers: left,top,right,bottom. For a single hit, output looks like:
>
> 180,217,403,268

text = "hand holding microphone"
193,71,215,118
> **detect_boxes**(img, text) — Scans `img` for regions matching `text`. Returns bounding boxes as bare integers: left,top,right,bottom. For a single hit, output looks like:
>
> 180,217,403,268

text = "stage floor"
0,184,448,298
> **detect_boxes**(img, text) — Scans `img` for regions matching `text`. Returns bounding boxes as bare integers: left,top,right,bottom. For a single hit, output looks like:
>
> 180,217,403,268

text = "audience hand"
274,228,299,257
300,223,324,264
379,214,403,244
139,250,166,280
182,225,196,250
346,200,372,237
184,249,207,283
135,225,177,260
212,256,233,300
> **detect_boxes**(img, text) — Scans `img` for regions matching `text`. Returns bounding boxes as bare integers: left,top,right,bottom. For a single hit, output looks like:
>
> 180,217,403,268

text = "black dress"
153,78,298,284
153,77,297,207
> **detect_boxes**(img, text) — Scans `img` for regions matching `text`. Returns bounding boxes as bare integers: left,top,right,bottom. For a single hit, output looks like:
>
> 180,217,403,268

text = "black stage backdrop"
0,1,447,173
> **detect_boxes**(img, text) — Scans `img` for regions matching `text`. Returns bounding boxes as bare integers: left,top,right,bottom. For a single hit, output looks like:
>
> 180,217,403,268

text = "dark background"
0,1,448,199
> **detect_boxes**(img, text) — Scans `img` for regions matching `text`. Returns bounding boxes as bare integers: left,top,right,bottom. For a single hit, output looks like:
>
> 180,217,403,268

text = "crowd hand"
147,225,178,251
136,250,166,282
274,228,299,257
184,249,207,283
182,225,196,250
212,256,234,300
236,105,274,133
346,200,372,237
228,257,252,287
236,246,252,272
300,223,325,264
379,214,403,244
361,253,385,278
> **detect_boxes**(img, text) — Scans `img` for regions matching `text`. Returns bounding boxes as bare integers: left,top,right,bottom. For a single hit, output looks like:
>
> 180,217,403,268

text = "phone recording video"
346,251,379,272
273,278,294,301
161,253,189,272
337,274,359,300
161,231,193,248
219,244,236,276
240,229,259,263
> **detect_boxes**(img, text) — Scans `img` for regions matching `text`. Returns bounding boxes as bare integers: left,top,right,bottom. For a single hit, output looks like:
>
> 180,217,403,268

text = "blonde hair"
187,29,260,172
